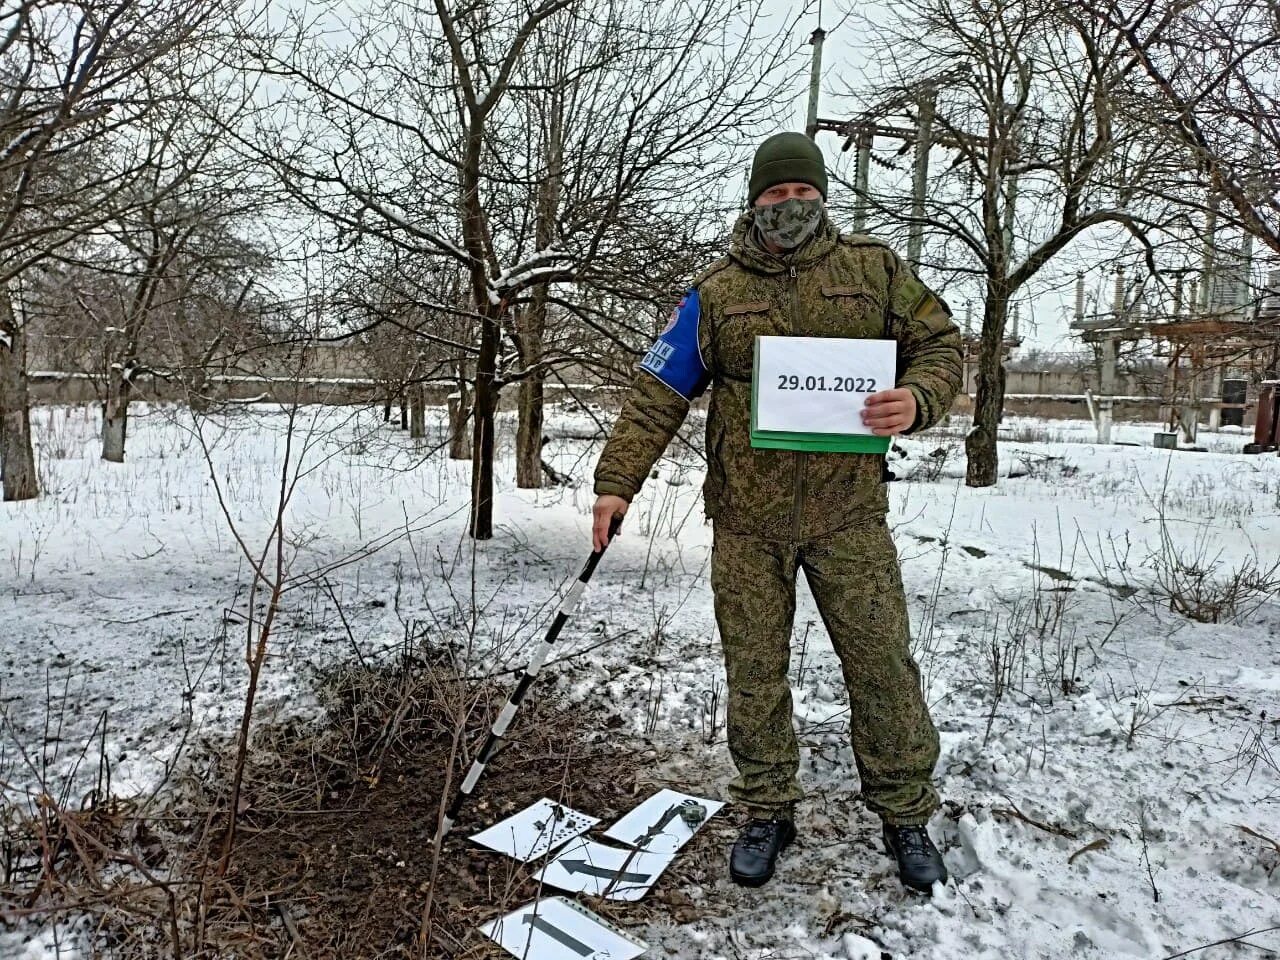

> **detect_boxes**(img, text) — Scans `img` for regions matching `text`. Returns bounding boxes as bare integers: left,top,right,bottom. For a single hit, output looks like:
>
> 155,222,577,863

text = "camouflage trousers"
710,519,941,825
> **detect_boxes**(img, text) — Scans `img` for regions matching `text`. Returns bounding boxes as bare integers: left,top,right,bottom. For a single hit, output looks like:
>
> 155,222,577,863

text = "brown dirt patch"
176,646,685,958
2,641,731,958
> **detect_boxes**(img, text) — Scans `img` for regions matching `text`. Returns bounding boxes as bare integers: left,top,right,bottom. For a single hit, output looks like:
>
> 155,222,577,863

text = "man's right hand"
592,495,629,552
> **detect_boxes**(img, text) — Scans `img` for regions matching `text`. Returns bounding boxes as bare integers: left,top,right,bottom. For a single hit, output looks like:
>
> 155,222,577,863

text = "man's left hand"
862,388,917,436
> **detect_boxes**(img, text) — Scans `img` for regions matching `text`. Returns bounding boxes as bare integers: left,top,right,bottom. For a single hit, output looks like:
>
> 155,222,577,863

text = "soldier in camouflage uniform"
591,133,963,892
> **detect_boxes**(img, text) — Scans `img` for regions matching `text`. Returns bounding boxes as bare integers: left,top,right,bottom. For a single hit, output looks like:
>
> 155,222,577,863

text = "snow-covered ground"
2,401,1279,959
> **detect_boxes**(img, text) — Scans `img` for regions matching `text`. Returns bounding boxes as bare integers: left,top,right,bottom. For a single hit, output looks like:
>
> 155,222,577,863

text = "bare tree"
838,0,1185,485
153,229,273,413
0,0,231,500
507,22,567,489
1085,0,1280,256
242,0,804,538
95,61,266,461
494,0,807,489
331,253,478,444
28,221,273,409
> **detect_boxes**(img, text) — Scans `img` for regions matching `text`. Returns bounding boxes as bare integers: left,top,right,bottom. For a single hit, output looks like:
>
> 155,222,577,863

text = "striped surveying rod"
435,515,623,842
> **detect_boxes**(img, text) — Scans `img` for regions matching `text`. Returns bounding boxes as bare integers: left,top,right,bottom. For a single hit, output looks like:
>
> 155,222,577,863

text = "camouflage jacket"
593,209,963,541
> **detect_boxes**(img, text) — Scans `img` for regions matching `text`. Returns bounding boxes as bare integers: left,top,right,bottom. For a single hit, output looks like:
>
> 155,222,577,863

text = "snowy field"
2,401,1280,959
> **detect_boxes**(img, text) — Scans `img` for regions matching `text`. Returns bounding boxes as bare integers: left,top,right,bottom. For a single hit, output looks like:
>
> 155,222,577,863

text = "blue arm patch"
639,289,710,401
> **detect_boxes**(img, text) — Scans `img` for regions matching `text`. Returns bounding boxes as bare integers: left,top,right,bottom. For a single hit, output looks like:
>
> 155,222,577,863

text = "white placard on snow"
481,896,647,960
754,336,897,435
602,788,725,855
536,837,675,902
470,798,599,862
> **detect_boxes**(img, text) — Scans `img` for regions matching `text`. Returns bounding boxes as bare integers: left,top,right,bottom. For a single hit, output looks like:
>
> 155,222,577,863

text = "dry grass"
1,635,667,958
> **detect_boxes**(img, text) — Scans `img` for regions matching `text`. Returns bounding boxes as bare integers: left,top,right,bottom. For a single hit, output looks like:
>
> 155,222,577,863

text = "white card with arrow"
603,788,725,855
536,837,675,902
480,896,647,960
470,798,599,862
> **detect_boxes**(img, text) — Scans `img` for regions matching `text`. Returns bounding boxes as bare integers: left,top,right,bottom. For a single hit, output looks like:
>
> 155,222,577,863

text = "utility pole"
1074,267,1121,445
804,28,826,140
908,89,934,267
811,72,980,246
852,129,871,232
1239,130,1262,312
1096,267,1123,444
1201,192,1219,313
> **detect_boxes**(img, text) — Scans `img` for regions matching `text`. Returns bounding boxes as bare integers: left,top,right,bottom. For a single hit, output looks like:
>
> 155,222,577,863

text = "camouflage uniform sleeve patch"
889,273,952,338
912,287,952,323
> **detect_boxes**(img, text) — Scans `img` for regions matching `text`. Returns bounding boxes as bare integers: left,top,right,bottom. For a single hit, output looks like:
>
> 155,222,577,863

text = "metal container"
1153,432,1178,450
1249,381,1279,453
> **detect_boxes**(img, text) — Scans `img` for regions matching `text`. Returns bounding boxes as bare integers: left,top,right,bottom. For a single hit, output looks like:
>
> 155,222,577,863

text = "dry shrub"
1149,521,1280,625
2,634,654,959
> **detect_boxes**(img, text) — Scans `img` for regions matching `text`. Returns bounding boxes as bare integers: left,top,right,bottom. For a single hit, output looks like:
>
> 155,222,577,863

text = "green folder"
749,338,892,454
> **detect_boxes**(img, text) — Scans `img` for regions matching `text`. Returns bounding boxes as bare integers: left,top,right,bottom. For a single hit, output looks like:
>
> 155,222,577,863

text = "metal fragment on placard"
603,788,726,855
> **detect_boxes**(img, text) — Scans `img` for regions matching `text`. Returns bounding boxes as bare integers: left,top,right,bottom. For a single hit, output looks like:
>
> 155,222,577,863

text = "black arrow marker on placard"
521,914,594,957
559,859,650,885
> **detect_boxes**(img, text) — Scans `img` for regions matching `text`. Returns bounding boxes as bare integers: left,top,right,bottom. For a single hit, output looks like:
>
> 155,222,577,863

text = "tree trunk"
101,232,164,462
102,368,131,462
514,287,549,490
515,372,545,488
399,391,408,430
469,313,499,539
409,383,426,439
0,289,38,501
188,365,211,413
448,372,471,460
456,94,501,539
964,291,1009,487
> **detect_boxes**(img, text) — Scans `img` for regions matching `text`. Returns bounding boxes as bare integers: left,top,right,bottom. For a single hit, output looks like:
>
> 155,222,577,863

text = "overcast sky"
280,0,1273,355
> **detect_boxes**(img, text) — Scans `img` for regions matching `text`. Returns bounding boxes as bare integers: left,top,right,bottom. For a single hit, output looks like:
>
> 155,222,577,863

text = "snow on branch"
487,248,573,304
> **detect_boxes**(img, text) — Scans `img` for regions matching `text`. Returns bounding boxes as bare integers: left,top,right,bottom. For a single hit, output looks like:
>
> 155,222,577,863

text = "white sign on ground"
481,896,647,960
602,789,725,855
470,798,598,862
536,837,675,902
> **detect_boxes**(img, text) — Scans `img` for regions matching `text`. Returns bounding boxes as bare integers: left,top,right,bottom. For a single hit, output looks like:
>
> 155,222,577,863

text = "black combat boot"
882,823,947,893
729,817,796,887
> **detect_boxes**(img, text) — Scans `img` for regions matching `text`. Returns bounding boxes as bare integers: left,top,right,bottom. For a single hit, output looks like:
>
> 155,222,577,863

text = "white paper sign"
470,798,598,862
755,336,896,435
481,896,648,960
602,789,725,855
536,837,675,902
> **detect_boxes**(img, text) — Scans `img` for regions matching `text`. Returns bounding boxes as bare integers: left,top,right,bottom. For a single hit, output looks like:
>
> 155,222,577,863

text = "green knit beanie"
748,132,828,204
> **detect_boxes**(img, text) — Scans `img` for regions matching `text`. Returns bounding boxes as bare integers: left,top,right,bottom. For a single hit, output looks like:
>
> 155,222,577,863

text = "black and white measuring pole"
436,516,623,842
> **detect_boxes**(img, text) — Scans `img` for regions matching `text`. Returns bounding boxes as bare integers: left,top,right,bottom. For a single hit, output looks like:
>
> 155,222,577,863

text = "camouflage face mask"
754,197,824,252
